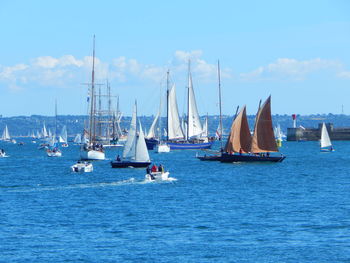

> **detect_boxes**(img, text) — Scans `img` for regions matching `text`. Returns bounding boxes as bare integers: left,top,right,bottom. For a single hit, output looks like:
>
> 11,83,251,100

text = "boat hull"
220,153,286,163
156,144,170,153
145,138,158,150
145,171,169,181
71,162,93,173
197,155,222,161
110,160,151,168
80,150,105,160
167,141,213,150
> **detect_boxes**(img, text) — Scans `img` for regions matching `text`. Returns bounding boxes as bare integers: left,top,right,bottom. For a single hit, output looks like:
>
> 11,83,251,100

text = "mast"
187,60,191,141
55,99,57,140
107,80,111,142
135,100,138,159
89,35,96,144
218,60,223,149
166,70,169,141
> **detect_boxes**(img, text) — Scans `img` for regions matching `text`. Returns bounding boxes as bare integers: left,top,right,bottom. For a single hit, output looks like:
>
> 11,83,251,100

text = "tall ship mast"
80,35,105,160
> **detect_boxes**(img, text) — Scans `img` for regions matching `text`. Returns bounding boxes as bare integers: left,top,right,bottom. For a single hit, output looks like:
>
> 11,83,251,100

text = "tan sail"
251,96,278,153
224,105,252,153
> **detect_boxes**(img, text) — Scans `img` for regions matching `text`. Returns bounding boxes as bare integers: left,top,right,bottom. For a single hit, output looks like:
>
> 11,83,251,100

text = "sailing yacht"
46,101,62,157
60,125,68,147
220,96,285,163
320,122,334,152
111,102,151,168
80,35,105,161
1,125,11,142
164,63,213,150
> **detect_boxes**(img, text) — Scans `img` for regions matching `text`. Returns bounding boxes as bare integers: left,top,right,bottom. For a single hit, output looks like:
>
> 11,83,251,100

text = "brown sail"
224,105,252,153
250,96,278,153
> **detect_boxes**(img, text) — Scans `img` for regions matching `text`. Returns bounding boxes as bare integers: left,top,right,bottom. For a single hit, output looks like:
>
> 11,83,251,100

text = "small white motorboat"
47,148,62,157
145,171,170,181
71,161,93,173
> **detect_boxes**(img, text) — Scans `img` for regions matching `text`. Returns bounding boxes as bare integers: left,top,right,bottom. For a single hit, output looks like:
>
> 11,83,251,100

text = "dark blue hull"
220,153,285,163
145,138,158,150
167,141,213,150
111,161,151,168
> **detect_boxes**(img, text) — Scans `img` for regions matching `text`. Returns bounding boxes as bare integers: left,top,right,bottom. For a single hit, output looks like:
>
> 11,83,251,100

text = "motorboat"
71,161,93,173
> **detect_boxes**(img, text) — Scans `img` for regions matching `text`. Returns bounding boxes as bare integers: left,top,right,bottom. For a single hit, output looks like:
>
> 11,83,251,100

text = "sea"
1,139,350,263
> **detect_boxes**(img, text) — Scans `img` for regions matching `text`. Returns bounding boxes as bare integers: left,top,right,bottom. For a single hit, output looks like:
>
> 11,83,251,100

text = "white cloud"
240,58,343,81
337,71,350,79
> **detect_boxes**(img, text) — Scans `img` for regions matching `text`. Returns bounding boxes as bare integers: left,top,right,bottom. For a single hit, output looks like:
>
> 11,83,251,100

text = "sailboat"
111,102,151,168
274,124,283,147
165,63,213,150
80,35,105,161
220,96,286,163
320,122,334,152
1,125,11,142
46,100,62,157
60,125,68,147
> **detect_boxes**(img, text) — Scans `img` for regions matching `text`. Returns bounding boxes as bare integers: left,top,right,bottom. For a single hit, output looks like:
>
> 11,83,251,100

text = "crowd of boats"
0,36,336,180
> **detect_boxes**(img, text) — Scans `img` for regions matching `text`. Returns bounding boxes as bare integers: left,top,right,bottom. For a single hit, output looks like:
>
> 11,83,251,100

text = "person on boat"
267,152,270,157
151,164,158,173
116,155,121,161
239,148,243,155
158,164,164,173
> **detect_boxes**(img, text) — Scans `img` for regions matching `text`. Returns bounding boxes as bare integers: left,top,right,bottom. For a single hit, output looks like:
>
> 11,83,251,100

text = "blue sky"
0,0,349,116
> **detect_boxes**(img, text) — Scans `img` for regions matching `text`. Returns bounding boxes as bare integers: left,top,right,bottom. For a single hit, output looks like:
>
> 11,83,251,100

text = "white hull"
0,152,8,158
47,150,62,157
145,171,170,181
156,143,170,153
80,149,105,160
103,144,124,148
71,162,93,172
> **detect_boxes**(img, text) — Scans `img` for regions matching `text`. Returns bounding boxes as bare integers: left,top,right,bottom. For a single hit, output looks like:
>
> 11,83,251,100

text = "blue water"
1,140,350,262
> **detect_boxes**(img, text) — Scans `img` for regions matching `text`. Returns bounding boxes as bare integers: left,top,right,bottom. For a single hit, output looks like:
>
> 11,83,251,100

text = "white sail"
60,125,68,143
187,72,203,138
122,103,137,159
2,125,11,140
202,116,208,137
146,111,159,139
74,134,82,144
274,124,283,141
320,122,332,148
48,129,52,138
167,84,184,140
42,123,48,137
135,121,150,162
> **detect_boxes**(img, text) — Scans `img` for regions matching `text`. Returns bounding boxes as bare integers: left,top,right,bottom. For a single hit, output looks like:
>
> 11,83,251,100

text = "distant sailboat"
60,125,68,147
1,125,11,141
111,102,151,168
74,134,82,144
320,122,334,152
46,100,62,157
274,124,283,147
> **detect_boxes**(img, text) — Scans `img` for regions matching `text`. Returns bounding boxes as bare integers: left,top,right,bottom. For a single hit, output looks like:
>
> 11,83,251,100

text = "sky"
0,0,350,117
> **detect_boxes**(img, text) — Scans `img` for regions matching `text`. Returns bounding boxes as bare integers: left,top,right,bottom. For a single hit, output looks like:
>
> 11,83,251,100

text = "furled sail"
187,71,203,138
320,122,332,148
224,105,252,153
123,103,137,159
167,84,184,140
250,96,278,153
135,121,150,162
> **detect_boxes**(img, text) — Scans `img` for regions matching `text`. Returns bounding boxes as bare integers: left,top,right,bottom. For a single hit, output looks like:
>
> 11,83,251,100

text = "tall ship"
80,35,105,160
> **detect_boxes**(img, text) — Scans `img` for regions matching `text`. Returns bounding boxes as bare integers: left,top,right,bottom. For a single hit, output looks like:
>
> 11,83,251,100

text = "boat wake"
8,177,177,193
